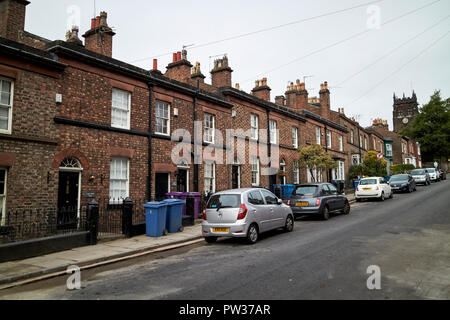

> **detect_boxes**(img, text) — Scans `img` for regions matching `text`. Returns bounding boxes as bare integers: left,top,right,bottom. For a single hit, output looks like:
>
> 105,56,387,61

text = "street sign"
377,153,384,160
434,162,438,168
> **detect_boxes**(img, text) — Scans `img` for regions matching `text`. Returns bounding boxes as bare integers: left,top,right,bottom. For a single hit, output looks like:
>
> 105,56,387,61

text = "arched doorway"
176,159,190,192
57,157,82,229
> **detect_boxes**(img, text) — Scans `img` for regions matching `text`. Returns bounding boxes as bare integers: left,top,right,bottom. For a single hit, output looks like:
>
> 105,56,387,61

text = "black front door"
57,172,79,230
177,169,188,192
269,174,277,192
232,166,240,189
155,173,169,201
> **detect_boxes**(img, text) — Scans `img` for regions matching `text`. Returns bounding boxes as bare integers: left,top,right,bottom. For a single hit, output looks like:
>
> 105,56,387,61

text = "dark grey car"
288,183,350,220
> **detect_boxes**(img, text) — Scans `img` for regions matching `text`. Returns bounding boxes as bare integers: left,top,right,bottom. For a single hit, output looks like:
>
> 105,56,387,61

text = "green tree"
361,151,388,177
400,90,450,163
297,144,337,182
390,164,415,175
348,164,363,180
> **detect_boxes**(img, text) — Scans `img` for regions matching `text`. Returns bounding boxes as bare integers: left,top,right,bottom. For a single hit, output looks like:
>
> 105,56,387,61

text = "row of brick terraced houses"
0,0,421,221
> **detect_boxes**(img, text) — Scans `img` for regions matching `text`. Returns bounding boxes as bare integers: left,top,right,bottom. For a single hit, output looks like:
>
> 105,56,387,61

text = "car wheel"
246,224,259,244
205,237,217,244
322,206,330,220
379,192,385,201
284,215,294,232
342,201,350,215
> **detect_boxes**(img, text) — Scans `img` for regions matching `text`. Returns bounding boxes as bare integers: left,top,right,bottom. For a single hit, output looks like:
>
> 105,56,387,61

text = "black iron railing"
0,207,88,244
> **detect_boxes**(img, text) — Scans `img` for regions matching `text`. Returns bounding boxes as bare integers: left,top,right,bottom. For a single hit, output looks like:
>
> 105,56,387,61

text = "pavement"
0,222,204,290
0,193,357,290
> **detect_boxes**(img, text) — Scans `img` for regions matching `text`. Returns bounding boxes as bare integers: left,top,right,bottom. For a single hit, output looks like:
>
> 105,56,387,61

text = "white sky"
25,0,450,129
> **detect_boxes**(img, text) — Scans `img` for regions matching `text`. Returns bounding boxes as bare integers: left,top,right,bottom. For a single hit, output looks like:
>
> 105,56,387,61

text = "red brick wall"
0,62,60,211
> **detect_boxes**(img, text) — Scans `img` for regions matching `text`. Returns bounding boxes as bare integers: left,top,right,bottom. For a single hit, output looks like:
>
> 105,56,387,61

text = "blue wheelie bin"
144,201,168,237
163,199,186,233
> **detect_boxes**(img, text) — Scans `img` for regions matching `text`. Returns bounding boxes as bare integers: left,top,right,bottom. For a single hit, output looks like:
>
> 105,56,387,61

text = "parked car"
288,183,350,220
410,169,431,185
388,174,416,193
355,177,393,201
425,168,440,182
438,169,447,180
202,188,294,244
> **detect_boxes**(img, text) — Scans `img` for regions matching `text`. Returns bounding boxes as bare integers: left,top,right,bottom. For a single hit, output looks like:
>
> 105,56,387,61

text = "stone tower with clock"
393,91,419,133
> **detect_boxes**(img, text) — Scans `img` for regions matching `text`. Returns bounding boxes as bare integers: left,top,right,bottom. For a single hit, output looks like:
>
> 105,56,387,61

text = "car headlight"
401,183,408,187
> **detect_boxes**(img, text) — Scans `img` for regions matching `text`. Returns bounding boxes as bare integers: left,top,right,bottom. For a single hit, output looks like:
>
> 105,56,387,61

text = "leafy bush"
390,164,416,174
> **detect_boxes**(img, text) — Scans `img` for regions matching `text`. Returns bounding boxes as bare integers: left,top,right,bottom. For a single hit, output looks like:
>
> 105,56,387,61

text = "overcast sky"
25,0,450,129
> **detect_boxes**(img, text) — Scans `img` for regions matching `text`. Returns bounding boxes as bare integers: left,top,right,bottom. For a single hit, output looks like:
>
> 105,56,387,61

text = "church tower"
393,91,419,133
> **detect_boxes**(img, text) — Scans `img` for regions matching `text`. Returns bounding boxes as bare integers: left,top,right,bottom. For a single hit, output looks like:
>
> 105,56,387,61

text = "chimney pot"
96,16,101,28
91,18,96,29
320,83,324,90
153,59,158,70
173,53,177,62
177,52,182,61
235,83,240,90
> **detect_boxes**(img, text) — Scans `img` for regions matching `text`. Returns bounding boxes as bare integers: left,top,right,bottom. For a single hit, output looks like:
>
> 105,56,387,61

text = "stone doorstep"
0,225,203,288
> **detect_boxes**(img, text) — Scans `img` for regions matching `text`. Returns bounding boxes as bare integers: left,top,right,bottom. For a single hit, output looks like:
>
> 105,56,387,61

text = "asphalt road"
1,180,449,300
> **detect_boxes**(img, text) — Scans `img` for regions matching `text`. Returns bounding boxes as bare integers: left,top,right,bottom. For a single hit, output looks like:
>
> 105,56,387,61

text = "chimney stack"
83,11,115,57
0,0,30,42
251,77,271,101
319,81,331,119
191,61,206,84
66,26,83,46
285,78,308,110
165,49,193,83
211,56,233,88
275,95,286,106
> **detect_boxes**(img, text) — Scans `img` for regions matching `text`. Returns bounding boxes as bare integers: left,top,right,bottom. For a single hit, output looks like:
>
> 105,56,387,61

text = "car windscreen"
411,169,425,175
359,179,377,185
293,186,318,196
390,175,408,181
426,168,436,173
207,194,241,209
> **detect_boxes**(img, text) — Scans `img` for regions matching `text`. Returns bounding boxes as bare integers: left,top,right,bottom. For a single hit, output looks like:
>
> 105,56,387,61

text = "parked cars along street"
202,188,294,244
389,174,417,193
288,183,350,220
425,168,440,182
355,177,393,202
410,169,431,185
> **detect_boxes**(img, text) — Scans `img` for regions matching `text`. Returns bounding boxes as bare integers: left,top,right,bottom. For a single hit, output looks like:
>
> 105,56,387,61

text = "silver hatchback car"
202,188,294,244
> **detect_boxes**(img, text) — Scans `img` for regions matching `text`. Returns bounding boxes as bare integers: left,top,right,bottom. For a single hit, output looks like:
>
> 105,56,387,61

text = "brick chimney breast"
319,82,331,119
0,0,30,42
165,50,193,83
191,61,206,83
251,77,271,101
82,11,115,57
66,26,83,46
211,56,233,88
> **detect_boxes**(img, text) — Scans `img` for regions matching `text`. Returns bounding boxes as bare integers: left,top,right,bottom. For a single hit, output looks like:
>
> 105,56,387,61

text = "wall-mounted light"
89,174,95,182
174,108,179,117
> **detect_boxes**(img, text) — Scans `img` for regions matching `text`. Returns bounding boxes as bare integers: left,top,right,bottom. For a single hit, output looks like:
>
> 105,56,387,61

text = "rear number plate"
363,188,371,190
213,228,229,233
296,202,309,207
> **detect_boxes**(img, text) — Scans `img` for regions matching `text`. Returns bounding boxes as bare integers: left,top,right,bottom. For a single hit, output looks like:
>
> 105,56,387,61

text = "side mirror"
277,198,283,205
